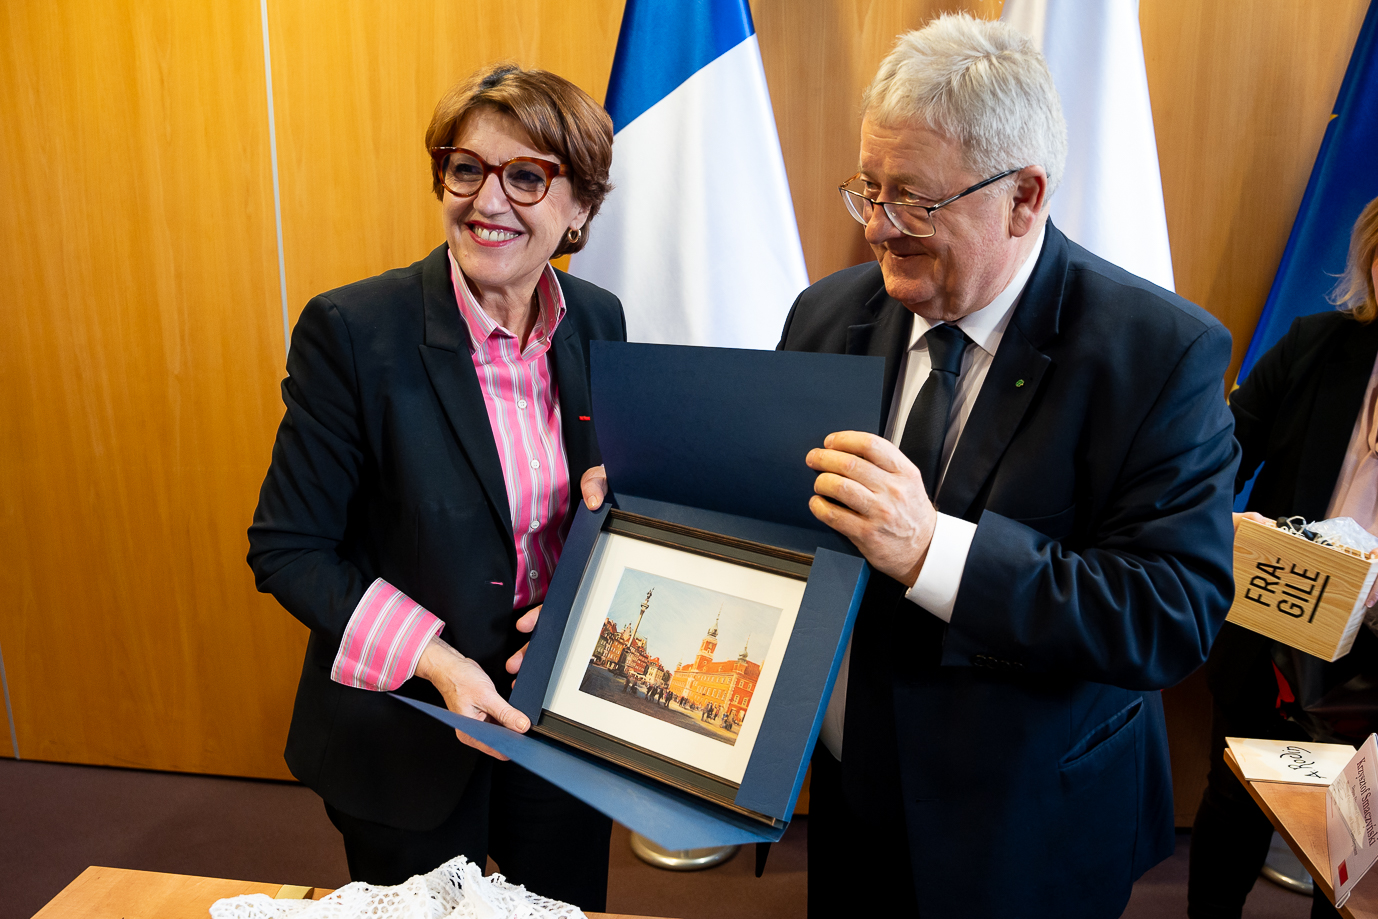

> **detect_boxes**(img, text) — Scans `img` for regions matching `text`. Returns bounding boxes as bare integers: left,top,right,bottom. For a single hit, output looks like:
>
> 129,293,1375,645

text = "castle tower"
737,634,750,663
694,606,721,670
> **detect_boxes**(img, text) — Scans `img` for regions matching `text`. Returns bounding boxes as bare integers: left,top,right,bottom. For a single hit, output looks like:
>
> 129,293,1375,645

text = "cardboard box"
1228,516,1378,661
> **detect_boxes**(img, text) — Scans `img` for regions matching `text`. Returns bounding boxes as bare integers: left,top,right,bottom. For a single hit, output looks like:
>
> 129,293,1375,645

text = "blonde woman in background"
1191,196,1378,919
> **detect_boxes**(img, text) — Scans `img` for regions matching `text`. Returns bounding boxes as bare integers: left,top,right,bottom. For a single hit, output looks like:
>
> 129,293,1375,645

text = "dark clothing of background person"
248,247,624,903
781,223,1239,919
1189,311,1378,919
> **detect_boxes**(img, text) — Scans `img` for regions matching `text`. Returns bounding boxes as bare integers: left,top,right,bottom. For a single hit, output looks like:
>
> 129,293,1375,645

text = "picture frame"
394,342,884,851
534,509,812,827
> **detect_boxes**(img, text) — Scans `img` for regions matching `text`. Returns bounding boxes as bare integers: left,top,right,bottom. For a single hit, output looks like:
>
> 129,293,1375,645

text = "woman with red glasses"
248,63,622,908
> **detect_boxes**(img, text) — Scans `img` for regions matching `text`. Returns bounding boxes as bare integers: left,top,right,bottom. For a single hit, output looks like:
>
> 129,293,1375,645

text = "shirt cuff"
906,513,978,623
331,578,444,691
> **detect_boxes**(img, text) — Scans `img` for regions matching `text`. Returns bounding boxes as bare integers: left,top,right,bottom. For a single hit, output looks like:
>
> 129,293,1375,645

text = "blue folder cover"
590,342,882,539
409,344,883,849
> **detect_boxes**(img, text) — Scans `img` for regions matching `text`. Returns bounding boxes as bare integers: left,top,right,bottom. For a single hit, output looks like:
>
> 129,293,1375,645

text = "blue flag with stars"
1238,0,1378,383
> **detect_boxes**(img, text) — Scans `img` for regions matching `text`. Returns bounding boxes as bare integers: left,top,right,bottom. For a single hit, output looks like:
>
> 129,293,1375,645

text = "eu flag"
1237,0,1378,382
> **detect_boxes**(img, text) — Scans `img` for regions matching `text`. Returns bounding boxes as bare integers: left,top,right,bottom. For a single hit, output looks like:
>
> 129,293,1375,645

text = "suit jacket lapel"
417,245,514,541
550,317,596,491
846,282,913,430
937,226,1067,521
1296,321,1378,517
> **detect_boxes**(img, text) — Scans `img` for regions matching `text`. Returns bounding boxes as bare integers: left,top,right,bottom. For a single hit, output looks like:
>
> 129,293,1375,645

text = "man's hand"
806,431,937,587
505,605,540,688
581,465,608,510
415,635,530,760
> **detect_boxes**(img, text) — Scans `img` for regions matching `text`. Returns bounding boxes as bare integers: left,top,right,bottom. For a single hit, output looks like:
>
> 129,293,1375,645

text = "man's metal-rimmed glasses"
429,147,569,206
838,168,1022,238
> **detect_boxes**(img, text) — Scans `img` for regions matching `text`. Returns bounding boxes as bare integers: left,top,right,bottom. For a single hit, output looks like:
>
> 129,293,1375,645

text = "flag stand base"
628,833,739,871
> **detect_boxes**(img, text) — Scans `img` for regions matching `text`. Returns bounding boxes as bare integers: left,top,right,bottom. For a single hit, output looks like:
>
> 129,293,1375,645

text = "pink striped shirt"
331,578,444,690
331,254,574,691
450,252,574,607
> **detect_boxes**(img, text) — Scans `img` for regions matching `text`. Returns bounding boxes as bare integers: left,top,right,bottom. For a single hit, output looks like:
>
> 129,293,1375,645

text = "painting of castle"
577,567,781,747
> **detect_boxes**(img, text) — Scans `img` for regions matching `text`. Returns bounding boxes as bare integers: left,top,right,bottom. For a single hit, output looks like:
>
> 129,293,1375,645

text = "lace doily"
208,856,585,919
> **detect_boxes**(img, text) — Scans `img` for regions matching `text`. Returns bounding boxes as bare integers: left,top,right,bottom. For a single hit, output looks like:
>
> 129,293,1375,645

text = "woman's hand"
416,635,530,760
1232,511,1270,532
581,465,608,510
505,605,541,688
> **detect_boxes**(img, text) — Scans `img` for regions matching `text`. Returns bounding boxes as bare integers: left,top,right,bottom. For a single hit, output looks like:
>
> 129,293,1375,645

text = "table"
31,866,658,919
1226,749,1378,919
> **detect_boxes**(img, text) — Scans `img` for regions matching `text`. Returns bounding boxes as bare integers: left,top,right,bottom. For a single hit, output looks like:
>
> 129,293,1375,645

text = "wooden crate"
1228,517,1378,661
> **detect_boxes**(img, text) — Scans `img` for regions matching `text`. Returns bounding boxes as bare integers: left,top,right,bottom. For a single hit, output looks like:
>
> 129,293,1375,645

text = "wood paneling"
0,0,300,777
2,0,1372,786
1142,0,1371,385
1,671,13,759
1163,668,1215,826
265,0,625,323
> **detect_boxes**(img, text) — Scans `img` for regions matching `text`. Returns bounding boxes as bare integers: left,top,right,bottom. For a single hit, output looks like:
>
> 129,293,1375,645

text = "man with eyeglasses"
780,14,1239,918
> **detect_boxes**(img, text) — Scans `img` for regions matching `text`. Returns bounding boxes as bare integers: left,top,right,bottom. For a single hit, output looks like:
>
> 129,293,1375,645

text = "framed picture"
537,509,811,826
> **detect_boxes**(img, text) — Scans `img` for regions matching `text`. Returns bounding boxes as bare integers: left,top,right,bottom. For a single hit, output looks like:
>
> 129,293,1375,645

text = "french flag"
571,0,809,349
1001,0,1176,292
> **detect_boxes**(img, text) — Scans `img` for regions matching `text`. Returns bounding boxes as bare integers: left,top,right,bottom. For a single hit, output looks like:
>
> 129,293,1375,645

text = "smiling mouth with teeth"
471,224,521,242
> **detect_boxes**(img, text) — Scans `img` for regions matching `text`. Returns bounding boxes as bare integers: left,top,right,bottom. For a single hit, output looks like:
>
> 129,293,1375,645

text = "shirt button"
530,459,540,469
530,519,539,530
528,570,539,579
517,398,528,409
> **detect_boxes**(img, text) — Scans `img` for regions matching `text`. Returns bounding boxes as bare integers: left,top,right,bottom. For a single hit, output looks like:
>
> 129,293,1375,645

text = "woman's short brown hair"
425,63,614,258
1333,195,1378,324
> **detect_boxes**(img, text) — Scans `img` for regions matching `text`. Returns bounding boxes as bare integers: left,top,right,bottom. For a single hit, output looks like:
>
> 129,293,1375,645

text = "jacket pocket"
1059,698,1143,790
1010,502,1078,539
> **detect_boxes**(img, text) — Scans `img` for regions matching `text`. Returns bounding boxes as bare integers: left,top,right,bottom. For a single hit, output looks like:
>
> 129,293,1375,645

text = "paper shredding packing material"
208,856,585,919
1309,516,1378,555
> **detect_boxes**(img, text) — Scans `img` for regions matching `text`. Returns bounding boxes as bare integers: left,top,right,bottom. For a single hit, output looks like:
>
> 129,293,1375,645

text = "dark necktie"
897,323,970,499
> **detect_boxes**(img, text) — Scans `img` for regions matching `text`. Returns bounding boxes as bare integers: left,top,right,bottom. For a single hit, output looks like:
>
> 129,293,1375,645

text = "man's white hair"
862,13,1068,199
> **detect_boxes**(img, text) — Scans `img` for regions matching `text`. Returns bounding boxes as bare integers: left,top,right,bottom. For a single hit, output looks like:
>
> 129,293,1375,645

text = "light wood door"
0,0,301,777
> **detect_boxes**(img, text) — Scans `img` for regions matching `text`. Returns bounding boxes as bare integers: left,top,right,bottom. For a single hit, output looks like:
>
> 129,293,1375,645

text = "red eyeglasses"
429,147,569,206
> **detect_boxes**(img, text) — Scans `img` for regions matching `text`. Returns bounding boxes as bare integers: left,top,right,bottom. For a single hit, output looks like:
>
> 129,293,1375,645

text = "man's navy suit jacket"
778,223,1239,918
248,244,626,830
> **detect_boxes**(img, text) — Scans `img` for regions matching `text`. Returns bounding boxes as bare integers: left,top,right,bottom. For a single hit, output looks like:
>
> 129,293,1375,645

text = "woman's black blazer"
1233,310,1378,521
248,244,626,830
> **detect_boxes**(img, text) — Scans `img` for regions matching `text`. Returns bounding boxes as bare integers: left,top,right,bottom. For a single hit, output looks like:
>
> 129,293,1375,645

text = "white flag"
570,0,809,348
1002,0,1175,290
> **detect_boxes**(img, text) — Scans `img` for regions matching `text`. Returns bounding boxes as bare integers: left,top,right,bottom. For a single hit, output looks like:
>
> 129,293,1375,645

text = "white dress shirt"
819,226,1046,760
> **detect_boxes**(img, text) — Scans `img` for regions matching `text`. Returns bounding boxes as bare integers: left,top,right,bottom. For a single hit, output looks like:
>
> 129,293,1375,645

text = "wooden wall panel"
1,676,13,759
266,0,625,322
1142,0,1371,385
2,0,1371,789
0,0,301,777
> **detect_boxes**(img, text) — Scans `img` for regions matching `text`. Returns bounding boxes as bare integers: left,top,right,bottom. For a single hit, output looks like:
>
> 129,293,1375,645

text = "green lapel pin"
1015,378,1025,388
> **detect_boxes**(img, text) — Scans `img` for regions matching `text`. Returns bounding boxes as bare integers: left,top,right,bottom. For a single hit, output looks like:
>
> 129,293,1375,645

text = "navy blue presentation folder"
396,342,883,850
